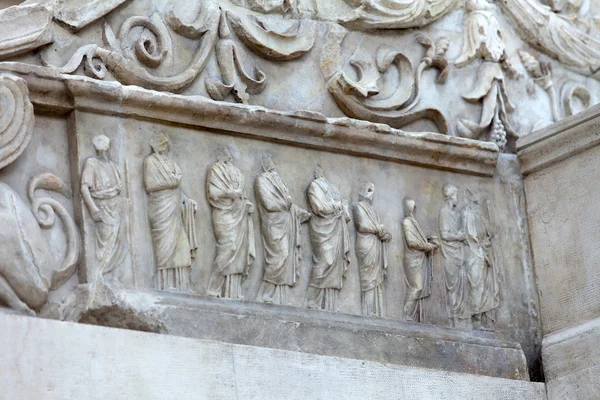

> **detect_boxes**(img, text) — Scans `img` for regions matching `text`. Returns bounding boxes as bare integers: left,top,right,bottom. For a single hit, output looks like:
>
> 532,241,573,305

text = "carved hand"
90,208,103,223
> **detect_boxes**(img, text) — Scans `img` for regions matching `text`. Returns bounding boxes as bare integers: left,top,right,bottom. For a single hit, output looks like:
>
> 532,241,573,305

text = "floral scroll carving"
340,0,461,30
323,28,451,134
455,0,521,152
42,1,221,93
0,74,80,315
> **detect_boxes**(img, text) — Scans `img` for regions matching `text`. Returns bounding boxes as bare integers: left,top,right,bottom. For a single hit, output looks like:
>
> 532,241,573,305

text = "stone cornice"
517,103,600,175
0,62,499,177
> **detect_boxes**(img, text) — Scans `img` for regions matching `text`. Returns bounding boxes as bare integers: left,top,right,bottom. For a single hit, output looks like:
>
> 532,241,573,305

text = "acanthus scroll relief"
0,0,593,151
0,74,80,315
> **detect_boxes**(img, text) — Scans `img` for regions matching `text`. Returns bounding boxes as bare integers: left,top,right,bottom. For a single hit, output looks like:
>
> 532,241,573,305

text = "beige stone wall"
519,104,600,396
0,312,547,400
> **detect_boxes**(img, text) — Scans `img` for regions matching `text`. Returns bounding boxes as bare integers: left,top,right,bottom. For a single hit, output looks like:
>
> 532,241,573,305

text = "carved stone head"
404,198,416,216
314,164,325,180
150,132,169,154
92,135,110,153
216,146,233,163
261,153,275,172
442,184,458,207
359,181,375,203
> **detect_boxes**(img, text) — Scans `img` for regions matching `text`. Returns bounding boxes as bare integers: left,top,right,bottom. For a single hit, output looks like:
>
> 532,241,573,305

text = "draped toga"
207,161,255,278
144,153,195,273
354,201,387,291
354,200,387,317
462,205,499,316
307,177,350,290
81,157,126,275
402,216,432,320
256,169,304,287
439,205,468,320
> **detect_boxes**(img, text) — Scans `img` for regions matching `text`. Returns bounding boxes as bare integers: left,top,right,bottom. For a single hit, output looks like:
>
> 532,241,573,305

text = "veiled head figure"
358,181,375,203
404,198,416,217
150,132,169,155
261,153,275,172
216,146,233,163
313,164,325,180
92,134,110,154
442,184,458,207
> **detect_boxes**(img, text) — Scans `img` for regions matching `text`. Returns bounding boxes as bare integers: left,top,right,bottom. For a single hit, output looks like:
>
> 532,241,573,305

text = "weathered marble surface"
543,317,600,399
4,0,592,389
1,312,548,400
64,285,530,380
1,0,597,148
0,64,542,379
518,105,600,397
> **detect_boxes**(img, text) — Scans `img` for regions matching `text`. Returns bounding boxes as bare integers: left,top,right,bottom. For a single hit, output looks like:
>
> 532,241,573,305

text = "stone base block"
1,311,546,400
69,287,530,380
543,317,600,399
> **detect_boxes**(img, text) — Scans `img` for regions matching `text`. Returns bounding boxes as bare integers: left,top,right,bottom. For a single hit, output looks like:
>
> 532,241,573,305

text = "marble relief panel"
69,111,535,336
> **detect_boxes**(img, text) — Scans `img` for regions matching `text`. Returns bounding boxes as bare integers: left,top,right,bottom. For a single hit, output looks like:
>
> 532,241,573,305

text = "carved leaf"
339,0,460,30
28,173,80,291
226,12,316,61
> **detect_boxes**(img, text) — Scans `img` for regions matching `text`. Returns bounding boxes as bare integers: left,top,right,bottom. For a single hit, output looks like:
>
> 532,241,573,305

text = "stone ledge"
0,62,499,177
0,312,546,400
542,316,600,382
517,103,600,175
67,287,530,381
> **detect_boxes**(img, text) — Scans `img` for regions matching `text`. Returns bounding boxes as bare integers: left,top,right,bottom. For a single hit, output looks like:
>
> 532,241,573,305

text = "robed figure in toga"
206,148,255,300
439,184,468,328
353,182,391,317
255,154,310,306
81,135,128,284
306,167,351,312
144,133,198,292
402,198,438,322
462,189,500,327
